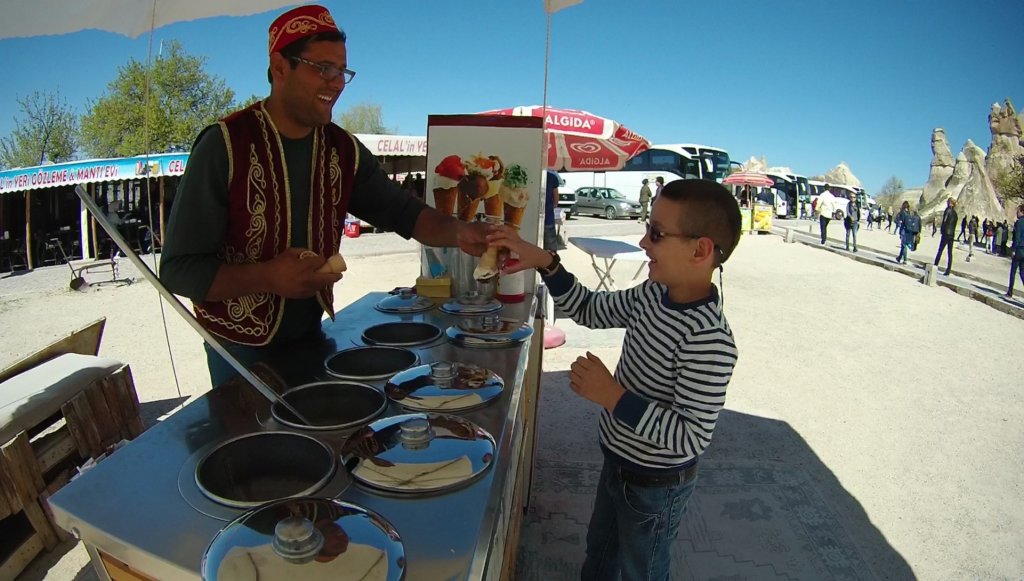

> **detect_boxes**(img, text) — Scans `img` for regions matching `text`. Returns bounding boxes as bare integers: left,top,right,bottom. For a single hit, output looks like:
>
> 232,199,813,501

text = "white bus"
559,144,731,202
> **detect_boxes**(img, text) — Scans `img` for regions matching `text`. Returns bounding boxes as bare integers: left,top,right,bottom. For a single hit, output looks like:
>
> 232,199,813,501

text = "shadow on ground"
516,370,915,580
140,395,190,428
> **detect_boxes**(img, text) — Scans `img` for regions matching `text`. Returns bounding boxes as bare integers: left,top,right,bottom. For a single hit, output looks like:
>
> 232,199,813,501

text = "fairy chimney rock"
955,139,1004,221
920,128,956,207
741,156,769,173
986,98,1024,190
921,151,970,221
820,162,862,188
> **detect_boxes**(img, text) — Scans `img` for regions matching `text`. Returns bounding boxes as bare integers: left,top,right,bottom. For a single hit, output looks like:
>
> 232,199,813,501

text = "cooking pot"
194,432,336,509
271,381,387,431
324,346,418,381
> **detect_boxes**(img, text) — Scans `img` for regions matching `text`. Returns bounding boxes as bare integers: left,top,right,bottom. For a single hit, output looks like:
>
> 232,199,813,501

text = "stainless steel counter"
48,291,539,580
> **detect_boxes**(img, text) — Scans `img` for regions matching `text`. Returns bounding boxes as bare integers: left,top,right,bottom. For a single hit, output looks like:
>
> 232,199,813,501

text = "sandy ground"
3,225,1024,580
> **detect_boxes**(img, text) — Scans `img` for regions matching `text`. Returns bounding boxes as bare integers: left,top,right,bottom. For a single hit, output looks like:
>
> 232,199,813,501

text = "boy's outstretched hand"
487,225,551,274
569,352,625,411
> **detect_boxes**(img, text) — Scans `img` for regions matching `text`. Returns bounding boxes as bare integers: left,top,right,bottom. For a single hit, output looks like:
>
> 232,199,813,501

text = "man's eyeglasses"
289,56,356,84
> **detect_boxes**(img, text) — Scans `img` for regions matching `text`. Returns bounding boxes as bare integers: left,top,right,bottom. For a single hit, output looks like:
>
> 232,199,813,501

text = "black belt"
618,463,698,488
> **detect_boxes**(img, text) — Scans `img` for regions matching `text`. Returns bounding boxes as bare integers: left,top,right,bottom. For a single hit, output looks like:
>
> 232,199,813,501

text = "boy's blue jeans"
581,459,698,581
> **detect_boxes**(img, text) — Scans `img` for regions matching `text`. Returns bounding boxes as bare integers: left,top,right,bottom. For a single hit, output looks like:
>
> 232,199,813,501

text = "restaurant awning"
0,152,189,195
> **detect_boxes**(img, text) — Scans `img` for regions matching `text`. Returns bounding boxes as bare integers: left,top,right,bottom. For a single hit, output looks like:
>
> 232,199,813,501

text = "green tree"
80,41,234,157
994,155,1024,207
0,90,78,169
336,101,392,134
236,94,264,109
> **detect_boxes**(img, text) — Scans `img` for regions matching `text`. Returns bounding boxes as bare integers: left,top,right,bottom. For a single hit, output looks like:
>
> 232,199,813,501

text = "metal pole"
73,185,312,426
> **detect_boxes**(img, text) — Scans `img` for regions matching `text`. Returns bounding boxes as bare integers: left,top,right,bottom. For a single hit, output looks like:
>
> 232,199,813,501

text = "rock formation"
957,140,1005,220
740,156,768,173
986,98,1024,191
920,151,970,220
817,162,862,188
919,128,955,207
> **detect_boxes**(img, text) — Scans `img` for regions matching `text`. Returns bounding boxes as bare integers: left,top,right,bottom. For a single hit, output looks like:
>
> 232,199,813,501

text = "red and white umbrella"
478,106,650,171
722,172,775,188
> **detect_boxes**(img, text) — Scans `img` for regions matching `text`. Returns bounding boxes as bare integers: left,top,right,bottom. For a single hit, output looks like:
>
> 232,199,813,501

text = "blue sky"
1,0,1021,193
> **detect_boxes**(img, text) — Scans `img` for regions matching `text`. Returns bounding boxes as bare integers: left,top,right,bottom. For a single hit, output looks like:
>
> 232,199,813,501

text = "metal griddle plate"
385,362,503,412
202,497,405,581
342,413,495,494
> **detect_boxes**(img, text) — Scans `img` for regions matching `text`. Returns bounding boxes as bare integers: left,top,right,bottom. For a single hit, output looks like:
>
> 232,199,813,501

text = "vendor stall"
47,115,550,581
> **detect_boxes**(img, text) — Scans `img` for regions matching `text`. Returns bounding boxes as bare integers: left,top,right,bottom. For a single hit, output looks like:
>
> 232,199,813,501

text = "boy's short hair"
660,179,742,265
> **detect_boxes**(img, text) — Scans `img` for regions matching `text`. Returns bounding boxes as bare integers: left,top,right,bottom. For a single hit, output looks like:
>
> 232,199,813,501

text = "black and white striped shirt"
546,269,738,472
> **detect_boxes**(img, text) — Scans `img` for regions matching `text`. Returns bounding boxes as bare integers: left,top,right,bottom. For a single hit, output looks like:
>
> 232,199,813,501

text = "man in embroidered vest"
160,5,489,385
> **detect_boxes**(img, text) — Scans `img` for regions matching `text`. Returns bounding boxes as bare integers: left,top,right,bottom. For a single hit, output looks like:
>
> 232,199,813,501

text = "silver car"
571,187,642,220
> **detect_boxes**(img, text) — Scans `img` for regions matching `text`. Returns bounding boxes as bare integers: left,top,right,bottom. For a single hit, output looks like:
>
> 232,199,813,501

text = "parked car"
571,187,642,220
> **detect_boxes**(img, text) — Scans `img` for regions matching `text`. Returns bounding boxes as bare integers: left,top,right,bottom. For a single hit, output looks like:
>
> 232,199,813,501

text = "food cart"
47,115,550,580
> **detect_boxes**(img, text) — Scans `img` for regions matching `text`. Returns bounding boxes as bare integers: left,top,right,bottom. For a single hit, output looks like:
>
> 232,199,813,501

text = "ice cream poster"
426,115,546,291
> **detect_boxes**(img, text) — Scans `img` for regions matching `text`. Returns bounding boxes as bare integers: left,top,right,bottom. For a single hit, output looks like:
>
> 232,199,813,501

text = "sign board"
425,114,545,295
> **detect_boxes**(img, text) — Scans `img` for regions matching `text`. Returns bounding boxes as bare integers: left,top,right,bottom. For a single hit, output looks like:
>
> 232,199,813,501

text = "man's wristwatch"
537,250,561,276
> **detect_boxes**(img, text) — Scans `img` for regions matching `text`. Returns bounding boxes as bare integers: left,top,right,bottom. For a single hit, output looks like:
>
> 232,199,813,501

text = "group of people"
813,187,864,252
158,5,740,580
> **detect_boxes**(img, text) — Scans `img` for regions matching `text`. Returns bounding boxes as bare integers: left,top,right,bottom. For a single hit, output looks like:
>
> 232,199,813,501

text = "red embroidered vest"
194,102,358,346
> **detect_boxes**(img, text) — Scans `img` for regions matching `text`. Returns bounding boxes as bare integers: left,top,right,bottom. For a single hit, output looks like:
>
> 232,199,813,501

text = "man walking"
639,178,653,222
934,198,958,275
1006,204,1024,299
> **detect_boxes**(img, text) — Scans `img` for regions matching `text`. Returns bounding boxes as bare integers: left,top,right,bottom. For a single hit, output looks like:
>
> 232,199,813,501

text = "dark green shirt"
160,125,426,345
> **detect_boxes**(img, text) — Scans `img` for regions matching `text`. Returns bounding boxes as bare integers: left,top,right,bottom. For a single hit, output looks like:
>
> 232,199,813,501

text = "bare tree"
0,90,79,169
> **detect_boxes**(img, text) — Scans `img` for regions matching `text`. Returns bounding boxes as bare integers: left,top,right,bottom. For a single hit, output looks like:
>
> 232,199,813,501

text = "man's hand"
456,221,491,257
569,352,625,411
264,248,343,298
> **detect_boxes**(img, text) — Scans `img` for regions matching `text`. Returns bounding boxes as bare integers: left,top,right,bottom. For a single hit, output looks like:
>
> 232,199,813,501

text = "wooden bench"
0,320,144,581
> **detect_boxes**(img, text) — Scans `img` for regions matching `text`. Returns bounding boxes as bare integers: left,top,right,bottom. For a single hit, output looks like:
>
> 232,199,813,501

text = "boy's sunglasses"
644,221,725,260
644,221,700,244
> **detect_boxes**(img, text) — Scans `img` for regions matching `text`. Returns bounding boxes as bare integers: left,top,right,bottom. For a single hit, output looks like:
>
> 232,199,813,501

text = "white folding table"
568,237,649,291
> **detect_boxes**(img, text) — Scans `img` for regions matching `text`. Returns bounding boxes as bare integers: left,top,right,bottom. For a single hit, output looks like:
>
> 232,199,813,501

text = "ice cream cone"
503,204,526,229
433,188,457,216
484,187,504,218
457,190,481,222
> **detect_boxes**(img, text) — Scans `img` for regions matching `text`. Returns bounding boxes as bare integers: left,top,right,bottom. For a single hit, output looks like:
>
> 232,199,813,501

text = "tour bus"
764,172,809,219
559,144,731,202
808,180,867,218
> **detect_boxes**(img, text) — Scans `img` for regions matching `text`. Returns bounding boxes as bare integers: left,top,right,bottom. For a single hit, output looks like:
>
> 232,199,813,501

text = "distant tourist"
654,175,665,198
934,198,958,276
1006,205,1024,299
844,193,861,252
816,185,837,245
895,201,919,264
639,178,653,222
885,207,894,232
956,216,967,242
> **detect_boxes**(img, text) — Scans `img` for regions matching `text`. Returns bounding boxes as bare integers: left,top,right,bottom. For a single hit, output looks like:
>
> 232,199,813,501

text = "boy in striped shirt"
491,179,741,580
